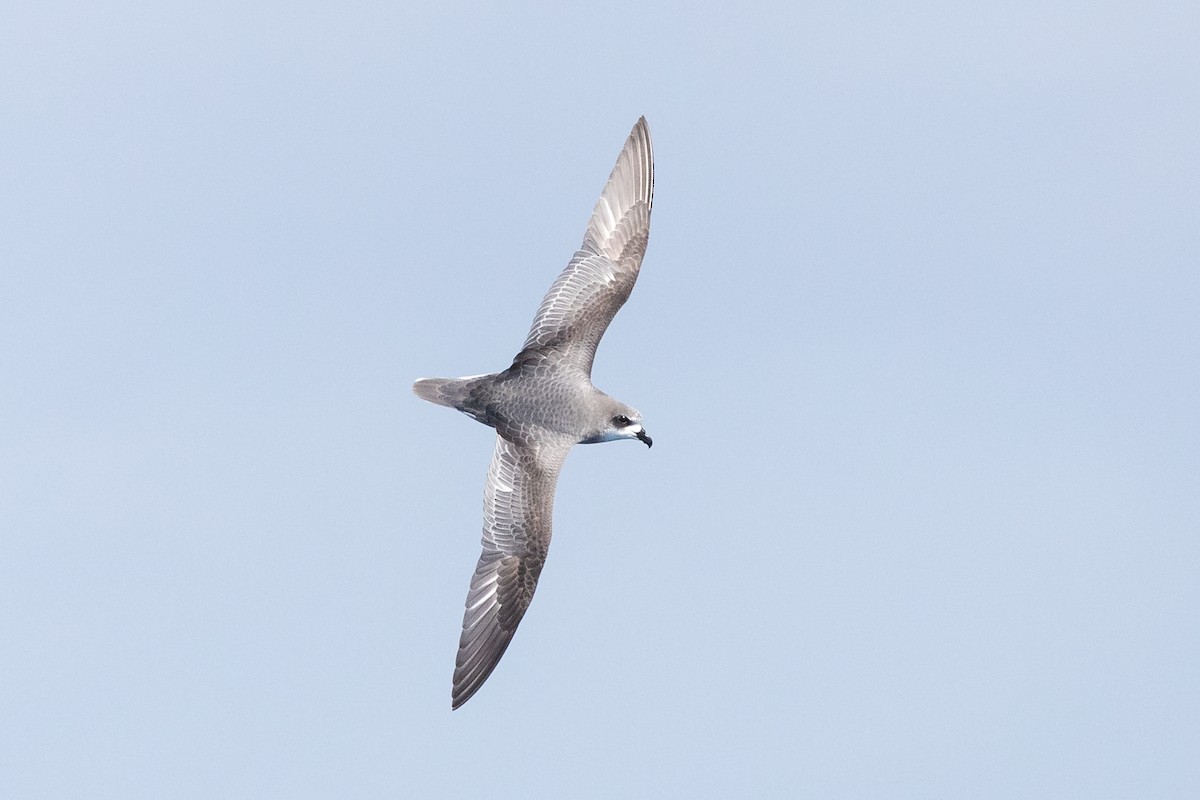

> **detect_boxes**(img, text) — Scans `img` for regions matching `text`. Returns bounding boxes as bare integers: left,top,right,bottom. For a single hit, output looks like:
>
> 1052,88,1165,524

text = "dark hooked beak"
635,429,653,448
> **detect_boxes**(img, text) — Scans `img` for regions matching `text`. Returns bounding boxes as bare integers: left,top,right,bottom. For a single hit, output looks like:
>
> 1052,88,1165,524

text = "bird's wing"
452,433,573,709
516,117,654,376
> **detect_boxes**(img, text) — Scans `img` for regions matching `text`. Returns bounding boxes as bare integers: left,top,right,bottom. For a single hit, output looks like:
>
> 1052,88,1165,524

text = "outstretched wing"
452,434,573,709
517,117,654,375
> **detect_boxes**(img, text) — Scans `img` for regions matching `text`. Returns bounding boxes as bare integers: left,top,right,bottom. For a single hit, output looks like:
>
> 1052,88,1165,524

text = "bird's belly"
484,380,590,442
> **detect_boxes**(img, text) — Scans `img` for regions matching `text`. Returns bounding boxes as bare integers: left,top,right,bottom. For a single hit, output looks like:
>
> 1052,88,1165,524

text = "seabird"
413,118,655,708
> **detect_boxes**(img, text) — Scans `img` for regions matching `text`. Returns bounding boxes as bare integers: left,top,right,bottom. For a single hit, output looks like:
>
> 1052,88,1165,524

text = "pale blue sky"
2,2,1198,798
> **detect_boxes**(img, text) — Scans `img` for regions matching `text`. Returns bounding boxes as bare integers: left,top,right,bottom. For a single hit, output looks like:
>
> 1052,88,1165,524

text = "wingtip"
450,678,469,710
450,680,481,710
579,116,655,259
449,667,488,710
632,116,652,148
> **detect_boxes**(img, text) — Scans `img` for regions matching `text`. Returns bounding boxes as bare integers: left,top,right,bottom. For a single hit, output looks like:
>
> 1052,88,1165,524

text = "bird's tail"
412,374,491,410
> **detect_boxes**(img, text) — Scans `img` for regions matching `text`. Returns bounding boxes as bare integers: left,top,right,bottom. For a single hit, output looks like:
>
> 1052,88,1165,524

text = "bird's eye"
613,415,631,427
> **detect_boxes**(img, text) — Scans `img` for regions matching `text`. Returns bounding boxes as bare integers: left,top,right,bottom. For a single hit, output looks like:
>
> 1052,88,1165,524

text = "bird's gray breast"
473,357,597,443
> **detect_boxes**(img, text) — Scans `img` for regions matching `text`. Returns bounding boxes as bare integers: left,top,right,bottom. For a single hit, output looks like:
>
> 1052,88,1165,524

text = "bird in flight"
414,118,655,709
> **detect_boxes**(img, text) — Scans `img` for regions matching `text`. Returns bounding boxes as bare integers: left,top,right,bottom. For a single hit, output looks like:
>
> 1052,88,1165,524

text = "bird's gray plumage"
413,118,655,709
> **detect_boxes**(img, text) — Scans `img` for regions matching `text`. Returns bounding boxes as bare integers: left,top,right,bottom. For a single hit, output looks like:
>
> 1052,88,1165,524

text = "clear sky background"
2,2,1197,798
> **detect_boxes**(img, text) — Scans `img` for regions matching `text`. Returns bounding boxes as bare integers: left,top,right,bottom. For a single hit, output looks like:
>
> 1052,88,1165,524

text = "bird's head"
582,402,652,448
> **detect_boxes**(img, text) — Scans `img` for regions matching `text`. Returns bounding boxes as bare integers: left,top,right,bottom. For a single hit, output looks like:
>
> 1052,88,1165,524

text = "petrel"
413,118,654,709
